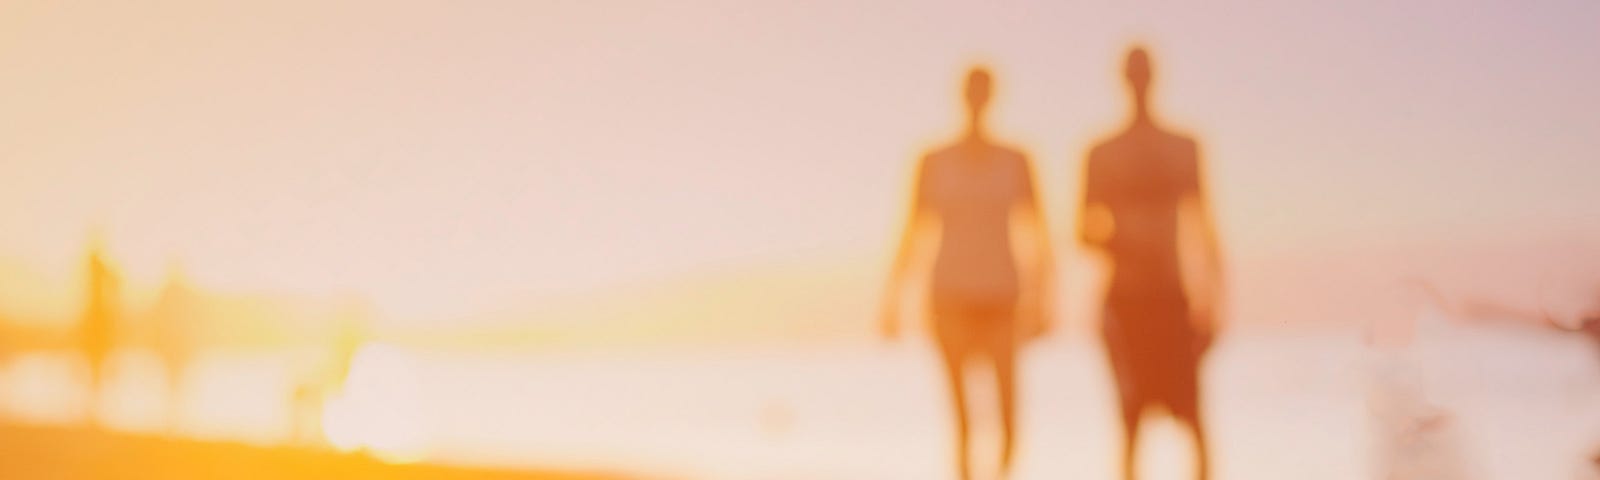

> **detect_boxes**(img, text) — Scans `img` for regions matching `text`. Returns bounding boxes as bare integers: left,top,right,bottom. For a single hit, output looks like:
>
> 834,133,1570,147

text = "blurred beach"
5,315,1598,480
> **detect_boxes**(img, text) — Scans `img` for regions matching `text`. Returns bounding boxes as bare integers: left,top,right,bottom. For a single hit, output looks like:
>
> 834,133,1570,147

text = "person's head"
963,67,992,132
1123,46,1153,113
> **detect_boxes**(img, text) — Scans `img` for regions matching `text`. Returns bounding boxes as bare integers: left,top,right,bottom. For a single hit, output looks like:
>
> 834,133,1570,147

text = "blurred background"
2,0,1599,478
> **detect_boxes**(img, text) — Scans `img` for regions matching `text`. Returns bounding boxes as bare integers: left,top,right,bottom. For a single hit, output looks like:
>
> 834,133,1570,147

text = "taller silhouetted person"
1079,47,1224,480
882,67,1055,480
79,235,120,426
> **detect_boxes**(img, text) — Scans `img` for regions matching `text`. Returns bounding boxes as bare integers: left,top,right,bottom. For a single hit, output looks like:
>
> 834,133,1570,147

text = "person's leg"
1172,367,1208,480
937,322,974,480
1183,410,1209,480
1118,397,1145,480
992,317,1019,479
1107,357,1144,480
1104,310,1144,480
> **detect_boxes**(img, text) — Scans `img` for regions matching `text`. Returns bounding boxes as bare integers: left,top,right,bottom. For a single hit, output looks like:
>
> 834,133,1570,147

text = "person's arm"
1186,142,1225,348
1016,156,1056,339
1077,149,1108,250
881,157,935,340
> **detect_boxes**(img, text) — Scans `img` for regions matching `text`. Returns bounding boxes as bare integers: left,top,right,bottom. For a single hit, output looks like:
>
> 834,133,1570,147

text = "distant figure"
1078,47,1224,480
79,238,120,425
881,67,1056,480
148,261,202,431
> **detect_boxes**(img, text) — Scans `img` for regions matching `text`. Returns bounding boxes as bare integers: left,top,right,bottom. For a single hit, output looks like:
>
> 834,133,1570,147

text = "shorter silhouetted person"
1078,47,1224,480
79,238,120,425
881,67,1055,480
148,261,202,432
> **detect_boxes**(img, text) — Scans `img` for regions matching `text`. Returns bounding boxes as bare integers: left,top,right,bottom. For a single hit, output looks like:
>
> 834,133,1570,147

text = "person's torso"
1094,131,1193,293
924,144,1027,301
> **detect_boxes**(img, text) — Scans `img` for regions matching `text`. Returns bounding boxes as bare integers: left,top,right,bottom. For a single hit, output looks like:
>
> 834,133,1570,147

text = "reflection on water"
3,322,1599,479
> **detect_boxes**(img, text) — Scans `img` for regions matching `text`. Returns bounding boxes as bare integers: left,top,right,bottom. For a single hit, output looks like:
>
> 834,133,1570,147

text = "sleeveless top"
918,144,1034,304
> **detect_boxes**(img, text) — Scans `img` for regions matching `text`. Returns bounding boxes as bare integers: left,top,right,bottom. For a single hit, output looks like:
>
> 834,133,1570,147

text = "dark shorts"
930,296,1016,357
1101,291,1201,418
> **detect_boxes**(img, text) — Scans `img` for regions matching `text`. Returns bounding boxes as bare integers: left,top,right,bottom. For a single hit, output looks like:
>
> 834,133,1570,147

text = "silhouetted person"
148,261,201,431
882,67,1055,480
1079,47,1224,480
79,237,120,425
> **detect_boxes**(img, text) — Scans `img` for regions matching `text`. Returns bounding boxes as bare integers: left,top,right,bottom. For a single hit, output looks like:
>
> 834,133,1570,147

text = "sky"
3,0,1599,331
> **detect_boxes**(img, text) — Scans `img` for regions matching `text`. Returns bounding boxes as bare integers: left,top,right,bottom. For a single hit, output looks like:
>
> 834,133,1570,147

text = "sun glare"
320,343,430,463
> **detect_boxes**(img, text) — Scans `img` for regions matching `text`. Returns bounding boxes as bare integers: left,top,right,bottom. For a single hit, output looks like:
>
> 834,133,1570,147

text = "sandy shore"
0,422,631,480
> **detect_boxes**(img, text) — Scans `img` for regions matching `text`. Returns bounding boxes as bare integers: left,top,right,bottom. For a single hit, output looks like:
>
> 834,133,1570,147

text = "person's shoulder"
920,145,957,172
1086,132,1126,165
994,145,1035,180
925,141,969,161
1091,125,1139,155
989,142,1029,164
1177,135,1200,157
1086,142,1108,163
1157,130,1201,176
1157,128,1200,155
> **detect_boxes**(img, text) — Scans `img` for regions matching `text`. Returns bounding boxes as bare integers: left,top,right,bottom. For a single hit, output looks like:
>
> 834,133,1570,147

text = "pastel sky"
3,0,1599,327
